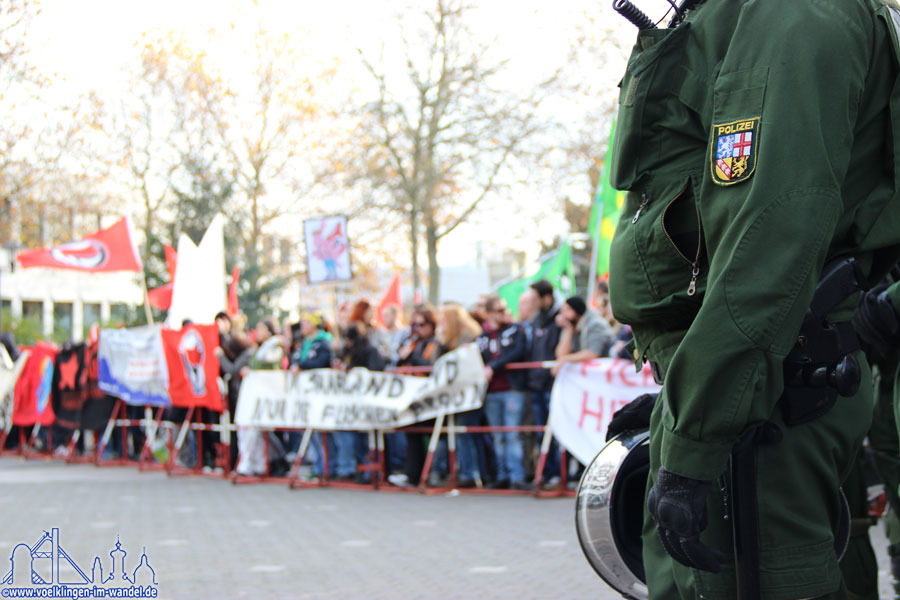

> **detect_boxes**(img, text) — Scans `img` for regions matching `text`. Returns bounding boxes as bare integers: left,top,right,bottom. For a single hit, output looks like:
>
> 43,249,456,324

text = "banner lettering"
549,358,660,465
236,344,486,429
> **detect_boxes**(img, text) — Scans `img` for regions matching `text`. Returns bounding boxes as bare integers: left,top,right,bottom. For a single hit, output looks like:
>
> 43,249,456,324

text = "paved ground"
0,457,895,599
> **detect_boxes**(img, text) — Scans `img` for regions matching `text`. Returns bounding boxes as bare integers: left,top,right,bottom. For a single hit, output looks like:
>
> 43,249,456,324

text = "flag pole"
586,215,602,309
330,281,341,345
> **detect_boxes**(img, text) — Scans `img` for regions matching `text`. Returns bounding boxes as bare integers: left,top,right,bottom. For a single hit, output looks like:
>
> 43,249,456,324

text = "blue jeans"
484,390,526,483
454,409,482,481
384,432,407,474
531,389,559,480
307,432,337,477
285,431,303,456
332,431,357,477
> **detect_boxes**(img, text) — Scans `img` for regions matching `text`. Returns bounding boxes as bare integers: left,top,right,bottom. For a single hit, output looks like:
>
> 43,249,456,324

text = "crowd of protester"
2,278,633,490
220,278,630,488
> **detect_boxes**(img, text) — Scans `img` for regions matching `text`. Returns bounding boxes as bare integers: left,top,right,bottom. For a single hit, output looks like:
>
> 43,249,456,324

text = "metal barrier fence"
0,361,576,498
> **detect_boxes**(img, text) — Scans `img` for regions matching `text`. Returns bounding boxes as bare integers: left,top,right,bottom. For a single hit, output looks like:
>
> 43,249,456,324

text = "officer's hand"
647,467,727,573
853,283,900,356
605,393,657,442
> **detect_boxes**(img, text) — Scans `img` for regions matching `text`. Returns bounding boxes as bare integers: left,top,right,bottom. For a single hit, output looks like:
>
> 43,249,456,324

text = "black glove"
853,282,900,356
647,467,727,572
605,392,658,441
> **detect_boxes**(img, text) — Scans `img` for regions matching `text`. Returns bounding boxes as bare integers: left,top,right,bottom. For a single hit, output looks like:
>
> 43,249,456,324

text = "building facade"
0,248,143,342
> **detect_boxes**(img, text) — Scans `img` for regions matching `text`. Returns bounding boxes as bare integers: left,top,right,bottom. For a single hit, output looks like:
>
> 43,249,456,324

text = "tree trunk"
10,198,21,245
425,210,440,305
143,203,153,267
410,205,420,298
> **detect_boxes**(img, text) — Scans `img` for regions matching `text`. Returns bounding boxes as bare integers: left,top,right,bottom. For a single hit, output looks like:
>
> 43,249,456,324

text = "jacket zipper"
632,192,650,223
661,185,702,296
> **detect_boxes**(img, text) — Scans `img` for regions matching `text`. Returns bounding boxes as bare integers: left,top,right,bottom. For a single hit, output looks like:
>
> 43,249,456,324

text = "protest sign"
549,358,660,466
98,325,170,407
304,216,352,283
236,343,486,429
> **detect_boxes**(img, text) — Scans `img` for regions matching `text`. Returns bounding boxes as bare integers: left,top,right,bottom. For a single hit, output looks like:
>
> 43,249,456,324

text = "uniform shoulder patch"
710,117,759,186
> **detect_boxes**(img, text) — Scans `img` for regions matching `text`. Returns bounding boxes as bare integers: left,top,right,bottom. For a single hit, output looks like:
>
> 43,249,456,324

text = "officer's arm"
658,3,872,481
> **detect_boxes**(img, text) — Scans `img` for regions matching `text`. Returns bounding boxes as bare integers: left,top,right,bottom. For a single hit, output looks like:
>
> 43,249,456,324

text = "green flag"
498,241,576,318
590,121,625,277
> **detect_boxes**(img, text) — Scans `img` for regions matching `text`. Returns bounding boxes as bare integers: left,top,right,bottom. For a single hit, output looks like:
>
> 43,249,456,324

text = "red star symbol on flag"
186,348,202,365
59,354,79,390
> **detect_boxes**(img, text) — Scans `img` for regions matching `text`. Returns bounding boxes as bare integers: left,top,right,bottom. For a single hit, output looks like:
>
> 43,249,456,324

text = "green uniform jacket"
609,0,900,482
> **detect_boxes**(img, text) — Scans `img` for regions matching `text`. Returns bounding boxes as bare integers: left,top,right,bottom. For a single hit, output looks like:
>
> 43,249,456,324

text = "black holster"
780,258,867,425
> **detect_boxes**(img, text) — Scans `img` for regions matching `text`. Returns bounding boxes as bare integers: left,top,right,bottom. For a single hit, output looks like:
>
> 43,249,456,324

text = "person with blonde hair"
435,302,485,488
436,303,482,351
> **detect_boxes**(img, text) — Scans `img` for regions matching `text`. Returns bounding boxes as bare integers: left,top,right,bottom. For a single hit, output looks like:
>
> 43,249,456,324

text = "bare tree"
0,0,116,249
355,0,560,303
0,0,60,245
89,18,341,317
194,19,339,284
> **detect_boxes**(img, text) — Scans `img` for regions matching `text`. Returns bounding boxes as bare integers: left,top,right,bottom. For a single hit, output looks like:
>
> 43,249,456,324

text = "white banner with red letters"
549,358,661,466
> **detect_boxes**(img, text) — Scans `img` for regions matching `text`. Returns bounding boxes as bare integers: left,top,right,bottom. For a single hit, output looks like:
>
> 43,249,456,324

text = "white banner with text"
235,343,487,429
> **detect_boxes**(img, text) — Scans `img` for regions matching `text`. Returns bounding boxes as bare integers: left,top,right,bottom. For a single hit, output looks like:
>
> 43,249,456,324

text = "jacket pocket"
708,67,767,186
609,176,705,326
610,23,692,190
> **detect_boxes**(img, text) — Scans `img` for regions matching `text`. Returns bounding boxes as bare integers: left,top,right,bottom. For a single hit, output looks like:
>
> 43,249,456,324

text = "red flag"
147,284,173,310
17,217,142,272
227,266,240,317
12,342,58,426
376,274,402,327
164,244,177,281
161,324,223,411
147,245,179,310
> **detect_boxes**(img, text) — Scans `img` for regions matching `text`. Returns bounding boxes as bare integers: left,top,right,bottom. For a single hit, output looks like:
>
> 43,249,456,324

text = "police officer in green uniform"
855,279,900,597
607,0,900,597
864,356,900,597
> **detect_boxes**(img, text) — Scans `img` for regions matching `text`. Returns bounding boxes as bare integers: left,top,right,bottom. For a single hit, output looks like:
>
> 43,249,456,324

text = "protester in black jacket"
335,323,387,482
341,324,387,372
396,306,438,367
289,313,333,372
526,279,562,486
476,295,529,489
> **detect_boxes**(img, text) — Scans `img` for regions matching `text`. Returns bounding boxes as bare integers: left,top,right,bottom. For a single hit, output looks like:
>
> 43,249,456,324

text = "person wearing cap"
287,311,334,481
289,312,333,373
551,296,613,376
